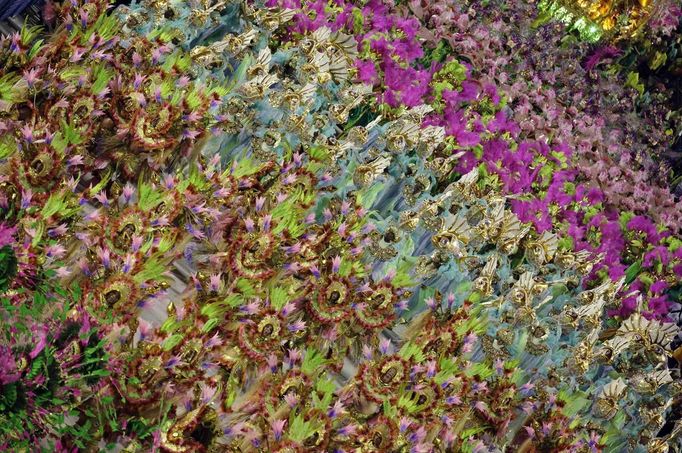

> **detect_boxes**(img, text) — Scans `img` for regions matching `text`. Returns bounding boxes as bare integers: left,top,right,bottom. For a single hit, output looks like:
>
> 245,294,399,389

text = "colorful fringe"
0,0,681,451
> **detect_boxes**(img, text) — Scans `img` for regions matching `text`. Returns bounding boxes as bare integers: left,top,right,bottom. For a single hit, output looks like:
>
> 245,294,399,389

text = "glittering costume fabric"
0,0,38,21
0,0,681,452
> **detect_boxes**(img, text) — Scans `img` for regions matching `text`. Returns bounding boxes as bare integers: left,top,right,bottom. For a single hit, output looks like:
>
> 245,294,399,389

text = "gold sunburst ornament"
539,0,667,40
